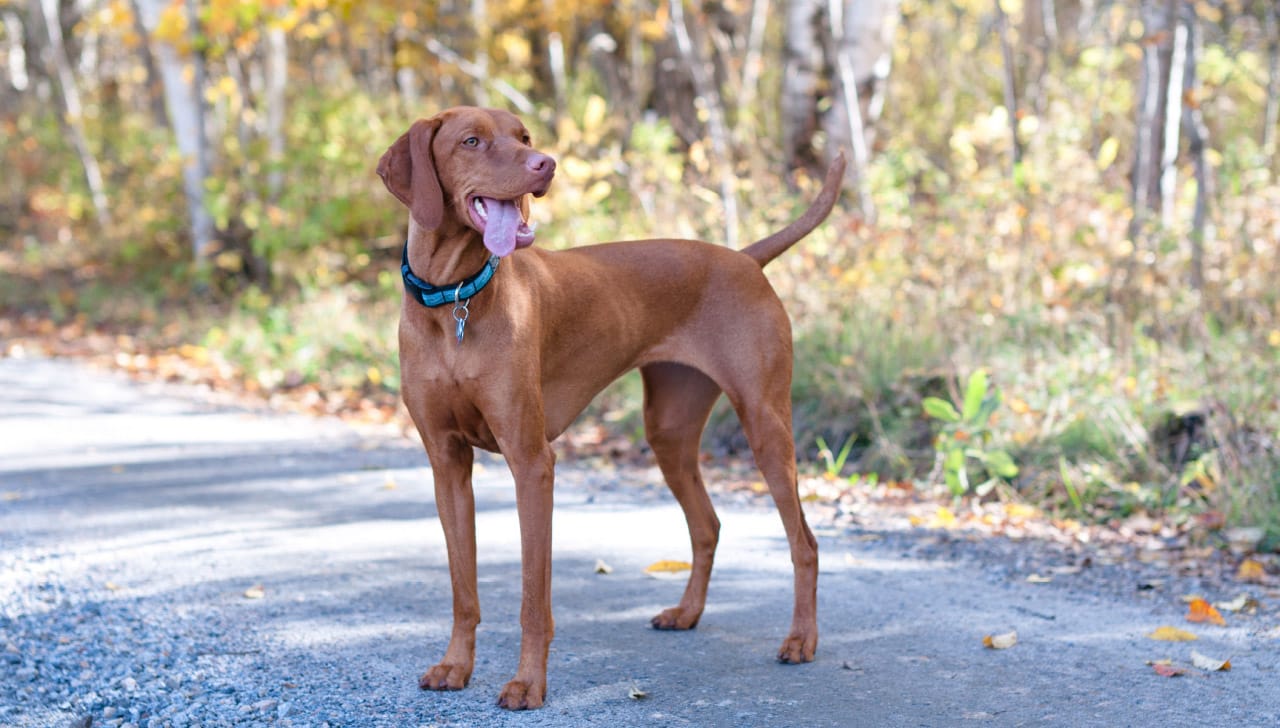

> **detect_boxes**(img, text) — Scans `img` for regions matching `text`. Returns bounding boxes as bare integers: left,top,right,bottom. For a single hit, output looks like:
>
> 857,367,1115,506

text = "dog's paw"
650,606,700,630
496,678,545,710
775,630,817,664
419,662,471,691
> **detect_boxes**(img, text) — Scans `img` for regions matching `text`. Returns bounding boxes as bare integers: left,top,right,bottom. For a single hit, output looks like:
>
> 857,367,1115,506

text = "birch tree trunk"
781,0,824,171
3,10,30,93
1130,0,1176,225
783,0,899,177
33,0,109,227
265,23,287,204
131,0,214,262
1181,5,1211,292
821,0,899,161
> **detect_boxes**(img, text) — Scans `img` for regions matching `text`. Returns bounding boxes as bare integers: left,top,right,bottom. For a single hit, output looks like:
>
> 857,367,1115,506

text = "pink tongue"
482,197,522,257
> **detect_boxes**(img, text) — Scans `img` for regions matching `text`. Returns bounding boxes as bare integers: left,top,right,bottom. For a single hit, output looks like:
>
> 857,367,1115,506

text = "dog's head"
377,107,556,257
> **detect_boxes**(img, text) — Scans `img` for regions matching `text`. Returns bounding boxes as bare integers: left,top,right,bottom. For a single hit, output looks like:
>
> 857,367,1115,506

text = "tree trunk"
1130,0,1176,223
1263,1,1278,163
781,0,824,172
1181,4,1211,292
33,0,109,227
994,0,1023,175
3,10,31,93
1159,12,1187,227
126,0,167,128
826,0,874,220
132,0,215,262
783,0,899,176
822,0,899,160
265,23,287,204
736,0,769,127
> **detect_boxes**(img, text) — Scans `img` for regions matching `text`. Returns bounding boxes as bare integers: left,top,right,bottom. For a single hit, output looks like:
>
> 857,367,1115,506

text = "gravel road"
1,355,1277,727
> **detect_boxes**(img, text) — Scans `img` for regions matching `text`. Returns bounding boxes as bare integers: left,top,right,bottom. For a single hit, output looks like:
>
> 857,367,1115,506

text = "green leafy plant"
923,369,1019,497
815,433,857,480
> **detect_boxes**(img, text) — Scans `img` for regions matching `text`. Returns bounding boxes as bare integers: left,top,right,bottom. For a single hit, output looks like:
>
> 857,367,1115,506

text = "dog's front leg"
419,435,479,692
496,439,556,710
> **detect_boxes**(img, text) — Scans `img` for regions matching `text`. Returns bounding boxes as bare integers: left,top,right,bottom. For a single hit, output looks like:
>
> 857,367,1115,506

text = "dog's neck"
406,217,495,288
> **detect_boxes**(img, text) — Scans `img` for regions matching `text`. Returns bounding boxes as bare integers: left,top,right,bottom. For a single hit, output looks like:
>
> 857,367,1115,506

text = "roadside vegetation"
1,0,1277,548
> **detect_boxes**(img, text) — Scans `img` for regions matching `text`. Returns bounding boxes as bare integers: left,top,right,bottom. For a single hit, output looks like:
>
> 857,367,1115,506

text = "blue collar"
401,243,500,308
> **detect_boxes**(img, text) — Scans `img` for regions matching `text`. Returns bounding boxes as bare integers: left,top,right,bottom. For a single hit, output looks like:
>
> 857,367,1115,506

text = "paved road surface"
0,356,1275,727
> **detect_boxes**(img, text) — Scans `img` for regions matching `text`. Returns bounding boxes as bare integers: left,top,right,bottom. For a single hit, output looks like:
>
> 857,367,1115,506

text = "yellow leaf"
582,95,607,141
1096,137,1120,170
982,630,1017,649
243,585,266,599
1005,503,1040,519
931,507,957,529
1147,626,1197,641
644,560,691,578
1236,559,1267,583
1025,574,1053,584
594,559,612,575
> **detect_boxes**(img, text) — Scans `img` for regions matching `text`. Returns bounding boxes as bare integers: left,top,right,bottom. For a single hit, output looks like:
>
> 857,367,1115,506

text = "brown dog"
378,106,845,710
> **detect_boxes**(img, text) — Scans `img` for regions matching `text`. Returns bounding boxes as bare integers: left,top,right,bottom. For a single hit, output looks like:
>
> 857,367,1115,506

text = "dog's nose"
527,153,556,176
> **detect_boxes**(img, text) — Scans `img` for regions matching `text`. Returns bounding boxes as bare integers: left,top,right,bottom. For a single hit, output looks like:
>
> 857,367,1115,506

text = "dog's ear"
376,119,444,231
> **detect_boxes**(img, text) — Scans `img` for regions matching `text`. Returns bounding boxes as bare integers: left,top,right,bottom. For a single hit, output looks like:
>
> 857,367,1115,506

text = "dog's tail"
740,151,847,268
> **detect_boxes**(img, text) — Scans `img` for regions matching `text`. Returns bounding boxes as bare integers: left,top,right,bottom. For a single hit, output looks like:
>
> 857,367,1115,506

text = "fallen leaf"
931,507,958,529
1147,626,1198,641
1186,598,1226,626
644,560,691,579
1189,650,1231,672
982,630,1017,649
1237,559,1267,583
1214,594,1259,614
1151,662,1188,677
594,559,613,575
104,581,121,592
628,684,648,700
1026,574,1053,584
243,585,266,599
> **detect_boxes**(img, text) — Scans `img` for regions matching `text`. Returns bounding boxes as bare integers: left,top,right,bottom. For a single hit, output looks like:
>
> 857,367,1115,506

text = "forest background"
1,0,1278,547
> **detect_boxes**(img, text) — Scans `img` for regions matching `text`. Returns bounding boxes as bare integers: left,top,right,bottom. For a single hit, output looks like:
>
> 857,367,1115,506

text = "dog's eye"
521,133,531,145
462,136,480,148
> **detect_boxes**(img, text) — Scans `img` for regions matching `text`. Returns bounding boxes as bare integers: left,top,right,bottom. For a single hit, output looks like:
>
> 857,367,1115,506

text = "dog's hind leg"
641,362,723,631
722,340,819,664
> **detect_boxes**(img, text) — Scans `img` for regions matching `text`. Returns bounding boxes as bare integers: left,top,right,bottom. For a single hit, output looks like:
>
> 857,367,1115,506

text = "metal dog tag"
452,287,470,343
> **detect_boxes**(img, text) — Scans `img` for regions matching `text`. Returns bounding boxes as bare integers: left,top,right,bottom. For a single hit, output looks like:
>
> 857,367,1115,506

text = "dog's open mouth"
468,196,536,258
